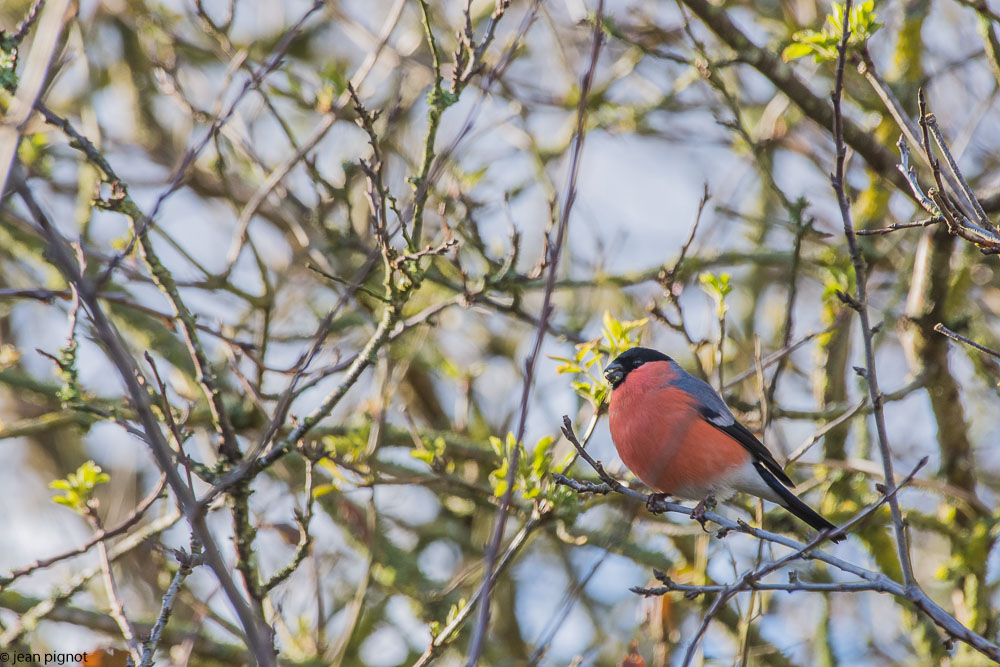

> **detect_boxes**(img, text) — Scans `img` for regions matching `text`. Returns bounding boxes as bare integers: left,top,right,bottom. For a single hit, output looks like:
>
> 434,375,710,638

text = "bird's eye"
632,359,644,368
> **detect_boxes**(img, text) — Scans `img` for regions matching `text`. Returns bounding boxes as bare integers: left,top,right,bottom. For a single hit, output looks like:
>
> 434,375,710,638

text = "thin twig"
1,475,167,585
0,511,183,647
414,514,550,667
144,353,196,491
785,397,867,464
659,183,710,295
895,94,1000,252
855,216,944,236
12,0,46,43
635,577,887,596
88,509,141,662
140,544,205,666
128,1,326,241
466,5,605,661
723,323,839,389
261,457,316,593
859,49,975,222
411,0,542,231
830,0,914,585
934,323,1000,360
923,112,993,230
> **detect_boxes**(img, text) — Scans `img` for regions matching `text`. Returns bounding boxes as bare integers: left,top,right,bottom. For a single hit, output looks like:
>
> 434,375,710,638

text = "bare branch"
830,0,914,586
934,323,1000,360
1,475,167,586
140,545,205,667
87,508,141,663
466,4,605,661
13,179,277,666
557,416,998,660
855,216,945,236
923,111,994,231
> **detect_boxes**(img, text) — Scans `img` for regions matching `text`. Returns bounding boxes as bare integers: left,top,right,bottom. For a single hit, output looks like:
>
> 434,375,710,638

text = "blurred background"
1,0,1000,664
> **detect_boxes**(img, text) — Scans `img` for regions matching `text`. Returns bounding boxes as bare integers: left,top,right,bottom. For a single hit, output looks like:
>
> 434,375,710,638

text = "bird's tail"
752,462,845,543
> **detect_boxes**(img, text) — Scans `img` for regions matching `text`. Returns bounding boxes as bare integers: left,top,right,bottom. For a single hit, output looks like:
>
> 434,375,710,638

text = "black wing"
753,462,843,540
699,405,795,488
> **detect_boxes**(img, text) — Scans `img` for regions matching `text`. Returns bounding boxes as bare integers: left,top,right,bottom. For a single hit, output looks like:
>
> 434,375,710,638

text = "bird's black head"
603,347,673,389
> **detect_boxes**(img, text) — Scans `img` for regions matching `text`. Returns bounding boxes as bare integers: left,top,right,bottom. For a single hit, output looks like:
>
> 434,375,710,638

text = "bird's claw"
690,493,717,531
645,492,671,514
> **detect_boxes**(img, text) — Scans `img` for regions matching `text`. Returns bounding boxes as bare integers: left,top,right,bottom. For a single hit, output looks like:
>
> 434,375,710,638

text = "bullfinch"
605,347,843,542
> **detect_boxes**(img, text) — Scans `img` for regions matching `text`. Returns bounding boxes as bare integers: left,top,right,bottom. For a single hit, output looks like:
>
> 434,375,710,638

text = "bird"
604,346,843,542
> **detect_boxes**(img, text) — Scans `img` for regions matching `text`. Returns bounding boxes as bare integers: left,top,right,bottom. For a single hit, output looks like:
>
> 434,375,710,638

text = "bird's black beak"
604,362,624,388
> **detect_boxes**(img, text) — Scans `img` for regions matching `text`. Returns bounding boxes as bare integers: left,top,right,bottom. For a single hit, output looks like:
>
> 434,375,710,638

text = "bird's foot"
645,492,671,514
690,493,717,531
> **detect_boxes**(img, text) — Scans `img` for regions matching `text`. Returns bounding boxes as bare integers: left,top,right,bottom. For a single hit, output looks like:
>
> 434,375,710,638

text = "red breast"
608,361,750,497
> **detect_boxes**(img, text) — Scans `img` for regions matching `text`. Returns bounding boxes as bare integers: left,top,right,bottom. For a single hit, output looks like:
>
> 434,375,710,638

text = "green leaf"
312,483,338,499
532,435,555,472
700,272,733,317
783,0,881,63
830,2,844,33
782,42,817,62
559,311,649,406
411,449,436,464
607,317,623,341
50,461,110,514
620,317,649,335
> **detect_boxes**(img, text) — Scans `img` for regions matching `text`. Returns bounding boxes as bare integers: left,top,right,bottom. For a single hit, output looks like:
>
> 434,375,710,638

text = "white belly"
672,461,784,506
